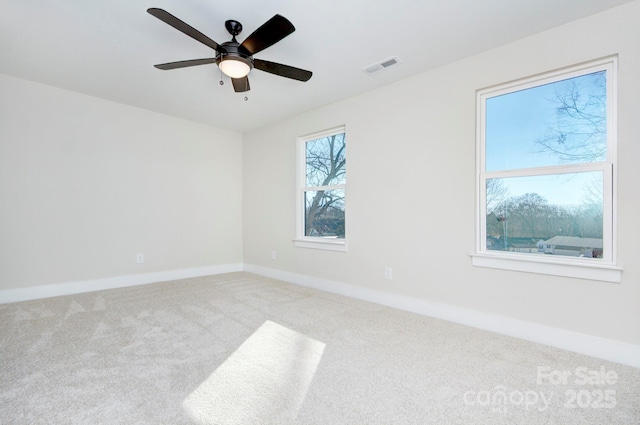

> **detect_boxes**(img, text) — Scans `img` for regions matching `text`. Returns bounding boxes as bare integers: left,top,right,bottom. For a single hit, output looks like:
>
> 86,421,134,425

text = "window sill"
470,252,622,283
294,238,347,252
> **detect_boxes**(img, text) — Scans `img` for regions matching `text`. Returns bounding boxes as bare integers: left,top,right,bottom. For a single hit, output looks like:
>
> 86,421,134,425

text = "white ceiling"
1,0,633,133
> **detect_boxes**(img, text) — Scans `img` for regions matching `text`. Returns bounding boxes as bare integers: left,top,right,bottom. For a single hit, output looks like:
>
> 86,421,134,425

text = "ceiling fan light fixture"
219,56,251,79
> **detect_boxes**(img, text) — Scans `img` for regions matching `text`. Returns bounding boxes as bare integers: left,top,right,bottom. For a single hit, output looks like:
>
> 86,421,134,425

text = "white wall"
0,74,243,290
243,1,640,346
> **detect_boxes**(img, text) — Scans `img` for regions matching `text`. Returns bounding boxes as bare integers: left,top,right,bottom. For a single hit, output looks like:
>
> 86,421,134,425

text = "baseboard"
0,263,244,304
244,264,640,369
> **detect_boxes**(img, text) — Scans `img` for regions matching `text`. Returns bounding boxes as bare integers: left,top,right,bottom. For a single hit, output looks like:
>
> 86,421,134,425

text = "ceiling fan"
147,8,312,93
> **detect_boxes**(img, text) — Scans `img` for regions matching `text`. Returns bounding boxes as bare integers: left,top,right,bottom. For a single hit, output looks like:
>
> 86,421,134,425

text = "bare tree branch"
535,71,607,163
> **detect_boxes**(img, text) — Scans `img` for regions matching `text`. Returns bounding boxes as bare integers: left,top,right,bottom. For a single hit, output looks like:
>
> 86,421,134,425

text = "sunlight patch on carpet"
182,320,325,424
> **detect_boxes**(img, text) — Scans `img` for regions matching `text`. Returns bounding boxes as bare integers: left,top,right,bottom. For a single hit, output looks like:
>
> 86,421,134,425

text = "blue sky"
484,71,606,207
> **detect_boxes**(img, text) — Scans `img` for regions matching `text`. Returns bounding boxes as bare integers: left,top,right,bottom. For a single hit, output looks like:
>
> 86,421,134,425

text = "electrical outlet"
271,250,277,260
384,267,392,280
136,253,144,264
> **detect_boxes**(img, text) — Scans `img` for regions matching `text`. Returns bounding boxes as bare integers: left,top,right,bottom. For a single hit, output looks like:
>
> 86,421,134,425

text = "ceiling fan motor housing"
215,41,254,71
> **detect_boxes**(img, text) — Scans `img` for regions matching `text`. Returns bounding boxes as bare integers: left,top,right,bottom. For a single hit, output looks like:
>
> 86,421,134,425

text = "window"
295,127,346,251
473,57,621,282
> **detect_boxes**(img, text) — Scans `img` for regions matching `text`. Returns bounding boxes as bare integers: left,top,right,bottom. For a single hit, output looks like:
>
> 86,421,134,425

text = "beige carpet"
1,272,638,424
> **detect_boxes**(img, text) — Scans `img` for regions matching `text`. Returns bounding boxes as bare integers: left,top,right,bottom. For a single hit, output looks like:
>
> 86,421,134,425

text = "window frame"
294,126,347,252
472,57,621,282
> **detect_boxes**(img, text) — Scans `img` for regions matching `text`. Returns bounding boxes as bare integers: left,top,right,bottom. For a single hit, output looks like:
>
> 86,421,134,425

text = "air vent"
363,57,401,74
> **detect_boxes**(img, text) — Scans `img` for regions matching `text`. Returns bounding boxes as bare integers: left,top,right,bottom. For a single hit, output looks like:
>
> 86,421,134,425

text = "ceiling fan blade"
240,15,295,55
154,58,217,70
254,59,312,82
232,76,250,92
147,8,224,53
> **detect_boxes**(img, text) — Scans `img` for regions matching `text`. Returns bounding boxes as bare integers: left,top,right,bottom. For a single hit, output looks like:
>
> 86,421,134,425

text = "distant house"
486,235,504,250
486,236,539,252
541,236,604,258
506,237,538,251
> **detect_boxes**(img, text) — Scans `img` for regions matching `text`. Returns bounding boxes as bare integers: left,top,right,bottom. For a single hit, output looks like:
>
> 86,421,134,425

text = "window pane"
485,172,603,258
306,133,346,187
486,71,606,171
305,189,345,238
